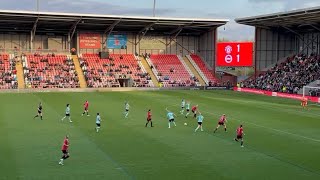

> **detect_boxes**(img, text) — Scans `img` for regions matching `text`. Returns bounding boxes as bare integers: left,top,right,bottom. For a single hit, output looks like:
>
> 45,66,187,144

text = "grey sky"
0,0,319,40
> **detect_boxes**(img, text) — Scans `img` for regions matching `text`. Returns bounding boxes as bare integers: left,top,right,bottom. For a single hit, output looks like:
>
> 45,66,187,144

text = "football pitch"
1,90,320,180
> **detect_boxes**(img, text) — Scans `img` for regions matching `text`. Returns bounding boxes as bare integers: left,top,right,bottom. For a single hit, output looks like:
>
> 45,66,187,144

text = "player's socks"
224,128,227,132
201,127,203,131
87,112,89,116
241,141,243,147
34,115,38,119
214,128,217,133
235,138,238,142
195,126,199,132
151,122,153,127
173,122,176,126
69,118,72,123
168,123,171,128
40,116,43,120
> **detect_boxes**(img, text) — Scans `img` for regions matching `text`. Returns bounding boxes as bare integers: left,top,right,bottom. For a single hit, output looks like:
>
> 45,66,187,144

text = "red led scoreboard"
217,42,253,67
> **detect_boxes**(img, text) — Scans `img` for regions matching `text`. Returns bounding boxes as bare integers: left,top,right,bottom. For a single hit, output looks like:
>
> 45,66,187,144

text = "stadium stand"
0,53,17,89
190,54,218,85
23,54,80,88
148,54,196,87
80,54,151,88
243,54,320,94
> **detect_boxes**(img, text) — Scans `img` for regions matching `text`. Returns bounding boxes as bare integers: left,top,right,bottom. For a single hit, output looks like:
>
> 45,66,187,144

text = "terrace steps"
16,61,25,89
183,57,206,86
72,55,87,88
140,56,159,87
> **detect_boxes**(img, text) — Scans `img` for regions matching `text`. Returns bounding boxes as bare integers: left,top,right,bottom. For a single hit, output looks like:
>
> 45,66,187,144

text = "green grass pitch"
1,90,320,180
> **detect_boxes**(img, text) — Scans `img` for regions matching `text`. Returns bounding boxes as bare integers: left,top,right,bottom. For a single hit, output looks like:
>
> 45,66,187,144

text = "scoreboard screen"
217,42,253,67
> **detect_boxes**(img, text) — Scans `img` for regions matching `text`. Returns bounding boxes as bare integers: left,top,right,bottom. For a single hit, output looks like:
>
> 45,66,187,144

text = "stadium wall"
255,27,295,70
297,32,320,55
0,33,68,51
77,32,201,57
199,30,216,69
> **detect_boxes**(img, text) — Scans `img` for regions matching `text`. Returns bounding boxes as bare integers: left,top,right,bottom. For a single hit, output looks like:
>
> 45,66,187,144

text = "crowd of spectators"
23,54,79,88
0,54,17,89
243,54,320,95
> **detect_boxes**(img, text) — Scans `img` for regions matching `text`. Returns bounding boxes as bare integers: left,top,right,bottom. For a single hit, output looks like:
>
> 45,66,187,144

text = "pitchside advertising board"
217,42,253,67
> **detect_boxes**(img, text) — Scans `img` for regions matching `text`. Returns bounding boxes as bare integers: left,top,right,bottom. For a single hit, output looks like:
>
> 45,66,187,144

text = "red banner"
234,87,320,103
79,33,101,49
217,42,253,67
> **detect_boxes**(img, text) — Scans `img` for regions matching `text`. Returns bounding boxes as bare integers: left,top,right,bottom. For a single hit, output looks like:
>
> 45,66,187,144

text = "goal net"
302,86,320,105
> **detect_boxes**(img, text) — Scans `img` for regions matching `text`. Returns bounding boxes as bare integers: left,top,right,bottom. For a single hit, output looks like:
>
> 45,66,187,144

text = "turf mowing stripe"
31,93,135,180
175,91,320,142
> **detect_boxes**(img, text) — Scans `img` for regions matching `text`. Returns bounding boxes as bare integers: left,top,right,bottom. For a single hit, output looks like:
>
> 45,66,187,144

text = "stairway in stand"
72,55,87,88
140,56,159,87
183,56,206,86
16,61,25,89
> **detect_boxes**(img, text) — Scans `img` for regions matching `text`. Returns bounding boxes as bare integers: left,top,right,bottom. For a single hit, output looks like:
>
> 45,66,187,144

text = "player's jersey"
197,115,204,122
125,103,130,110
96,115,101,124
192,106,197,111
219,116,226,123
237,127,243,136
147,111,152,119
167,112,174,120
181,100,185,108
61,138,69,151
84,101,89,109
66,107,70,114
186,103,190,110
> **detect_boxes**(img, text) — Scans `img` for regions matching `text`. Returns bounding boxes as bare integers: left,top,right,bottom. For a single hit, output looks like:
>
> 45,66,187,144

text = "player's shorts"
84,107,88,111
181,107,184,109
147,118,151,121
62,150,68,154
218,122,225,126
169,119,175,122
192,110,196,114
126,109,129,112
38,110,42,114
301,102,307,106
236,135,243,139
198,122,202,125
186,109,190,112
96,123,101,127
66,114,70,117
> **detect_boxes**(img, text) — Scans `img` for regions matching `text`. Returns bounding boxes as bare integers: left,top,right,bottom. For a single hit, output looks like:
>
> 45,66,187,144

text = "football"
184,123,187,126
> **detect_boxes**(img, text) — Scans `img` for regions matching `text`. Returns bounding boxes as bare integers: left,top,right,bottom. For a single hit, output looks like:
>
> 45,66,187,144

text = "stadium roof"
235,6,320,32
0,10,228,36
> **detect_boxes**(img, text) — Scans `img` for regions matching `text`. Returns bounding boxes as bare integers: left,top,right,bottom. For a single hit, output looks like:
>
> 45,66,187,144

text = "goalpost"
302,86,320,106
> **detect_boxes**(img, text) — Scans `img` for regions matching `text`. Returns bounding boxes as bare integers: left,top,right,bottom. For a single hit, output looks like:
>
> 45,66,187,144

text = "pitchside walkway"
16,61,25,89
140,56,159,87
183,56,206,86
72,55,87,88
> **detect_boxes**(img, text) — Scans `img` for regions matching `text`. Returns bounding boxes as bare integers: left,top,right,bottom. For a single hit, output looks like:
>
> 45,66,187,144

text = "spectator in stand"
244,54,320,94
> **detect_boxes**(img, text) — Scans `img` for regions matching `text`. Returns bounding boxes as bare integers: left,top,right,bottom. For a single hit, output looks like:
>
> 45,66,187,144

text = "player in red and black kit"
59,135,70,165
214,114,227,133
82,100,90,116
235,125,244,147
191,105,198,118
145,109,153,127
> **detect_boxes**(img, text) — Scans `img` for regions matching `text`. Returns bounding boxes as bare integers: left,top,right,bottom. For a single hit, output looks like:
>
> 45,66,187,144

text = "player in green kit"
180,99,186,114
61,104,72,123
195,112,204,132
185,101,191,118
124,101,130,118
166,108,177,128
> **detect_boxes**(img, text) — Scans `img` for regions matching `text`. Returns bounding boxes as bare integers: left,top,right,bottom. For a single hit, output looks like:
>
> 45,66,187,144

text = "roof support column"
68,18,82,51
102,20,121,51
135,22,156,46
30,16,39,51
